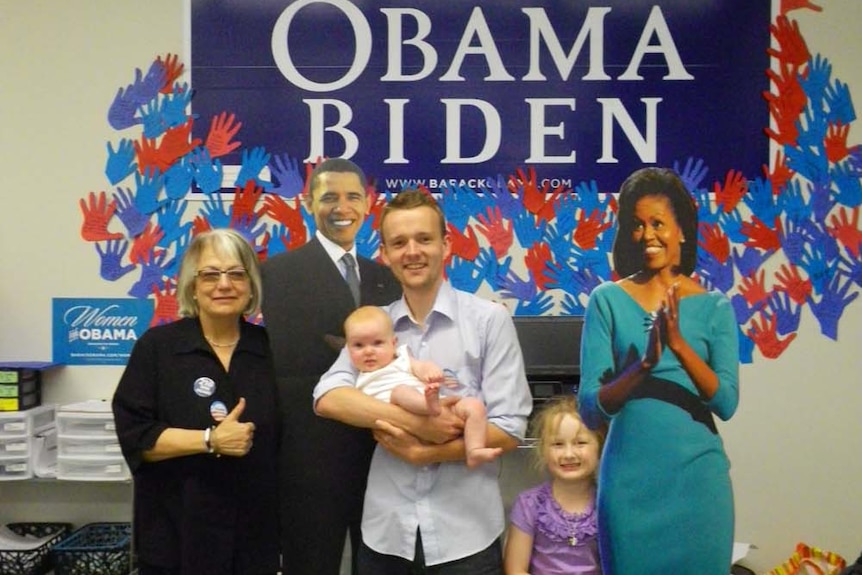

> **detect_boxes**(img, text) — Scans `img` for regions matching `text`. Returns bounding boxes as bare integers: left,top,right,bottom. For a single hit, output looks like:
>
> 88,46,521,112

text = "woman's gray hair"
176,228,263,317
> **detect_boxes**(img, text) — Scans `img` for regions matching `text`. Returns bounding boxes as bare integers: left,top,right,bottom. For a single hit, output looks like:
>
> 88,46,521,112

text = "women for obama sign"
53,299,155,365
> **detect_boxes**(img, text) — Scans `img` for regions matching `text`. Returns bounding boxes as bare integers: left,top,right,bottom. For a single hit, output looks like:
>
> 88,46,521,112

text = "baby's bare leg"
453,397,503,468
390,384,431,415
424,382,441,416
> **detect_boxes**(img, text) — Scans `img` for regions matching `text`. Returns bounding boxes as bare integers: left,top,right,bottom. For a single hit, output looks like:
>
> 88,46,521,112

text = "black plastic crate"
0,522,72,575
52,522,132,575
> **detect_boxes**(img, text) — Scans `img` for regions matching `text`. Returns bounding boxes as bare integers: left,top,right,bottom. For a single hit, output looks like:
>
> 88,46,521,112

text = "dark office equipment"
513,315,583,415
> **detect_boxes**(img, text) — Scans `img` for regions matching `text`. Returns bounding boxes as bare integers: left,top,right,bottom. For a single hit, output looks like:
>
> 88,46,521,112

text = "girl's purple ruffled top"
509,482,602,574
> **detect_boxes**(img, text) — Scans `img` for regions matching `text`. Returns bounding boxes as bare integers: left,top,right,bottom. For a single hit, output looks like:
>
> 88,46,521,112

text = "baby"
344,305,501,468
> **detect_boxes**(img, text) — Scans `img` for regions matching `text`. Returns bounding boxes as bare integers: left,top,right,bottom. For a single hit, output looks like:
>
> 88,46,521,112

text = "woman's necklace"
206,336,239,348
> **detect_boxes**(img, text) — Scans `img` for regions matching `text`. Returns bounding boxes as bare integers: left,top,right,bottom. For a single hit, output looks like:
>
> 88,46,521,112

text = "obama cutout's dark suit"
261,237,401,575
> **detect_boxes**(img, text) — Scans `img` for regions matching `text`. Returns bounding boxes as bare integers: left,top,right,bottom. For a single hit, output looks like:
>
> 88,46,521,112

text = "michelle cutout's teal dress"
578,282,739,575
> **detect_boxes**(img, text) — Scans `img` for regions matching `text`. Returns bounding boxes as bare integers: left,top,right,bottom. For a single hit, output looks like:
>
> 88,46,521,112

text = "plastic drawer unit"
56,401,129,482
0,405,56,481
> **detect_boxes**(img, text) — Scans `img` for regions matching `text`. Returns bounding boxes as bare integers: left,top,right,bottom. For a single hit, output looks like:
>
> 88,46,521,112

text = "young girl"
504,396,605,575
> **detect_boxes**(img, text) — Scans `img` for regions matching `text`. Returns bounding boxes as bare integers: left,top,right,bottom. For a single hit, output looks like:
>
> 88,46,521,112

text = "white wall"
723,3,862,569
1,1,860,571
0,0,185,531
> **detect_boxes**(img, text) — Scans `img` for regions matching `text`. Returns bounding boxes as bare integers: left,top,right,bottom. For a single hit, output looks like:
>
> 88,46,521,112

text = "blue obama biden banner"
187,0,770,193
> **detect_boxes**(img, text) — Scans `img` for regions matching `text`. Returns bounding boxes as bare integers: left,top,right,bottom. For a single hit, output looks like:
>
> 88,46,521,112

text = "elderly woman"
112,228,280,575
578,167,740,574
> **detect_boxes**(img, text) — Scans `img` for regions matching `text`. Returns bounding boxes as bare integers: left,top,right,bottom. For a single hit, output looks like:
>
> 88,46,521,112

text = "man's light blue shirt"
313,282,532,565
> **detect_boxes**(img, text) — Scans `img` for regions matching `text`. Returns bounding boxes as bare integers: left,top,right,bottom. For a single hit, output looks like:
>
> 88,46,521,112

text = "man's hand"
373,420,428,465
411,397,463,444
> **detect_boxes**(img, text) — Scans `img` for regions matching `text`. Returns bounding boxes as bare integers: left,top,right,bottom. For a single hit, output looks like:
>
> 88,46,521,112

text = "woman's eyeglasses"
196,268,249,285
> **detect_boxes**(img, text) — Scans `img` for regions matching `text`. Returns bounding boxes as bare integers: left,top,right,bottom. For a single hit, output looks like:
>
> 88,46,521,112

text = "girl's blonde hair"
529,395,606,475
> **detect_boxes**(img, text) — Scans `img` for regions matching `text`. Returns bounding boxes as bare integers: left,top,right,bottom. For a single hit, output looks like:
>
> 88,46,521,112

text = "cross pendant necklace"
568,520,578,546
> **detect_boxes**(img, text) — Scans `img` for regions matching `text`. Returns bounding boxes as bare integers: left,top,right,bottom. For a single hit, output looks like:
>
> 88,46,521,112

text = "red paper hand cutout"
151,280,180,326
130,222,165,265
80,191,124,242
698,222,730,264
764,91,801,146
231,180,265,223
714,169,747,213
206,111,243,158
768,15,811,68
574,209,612,250
762,150,794,195
135,119,202,175
476,206,513,257
192,216,212,237
524,242,553,290
446,223,480,261
828,206,862,258
780,0,822,15
747,312,797,359
824,122,854,163
263,195,306,249
159,119,202,165
134,137,165,175
157,53,184,93
765,62,807,120
773,263,813,305
738,270,770,306
742,216,782,251
508,167,563,223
